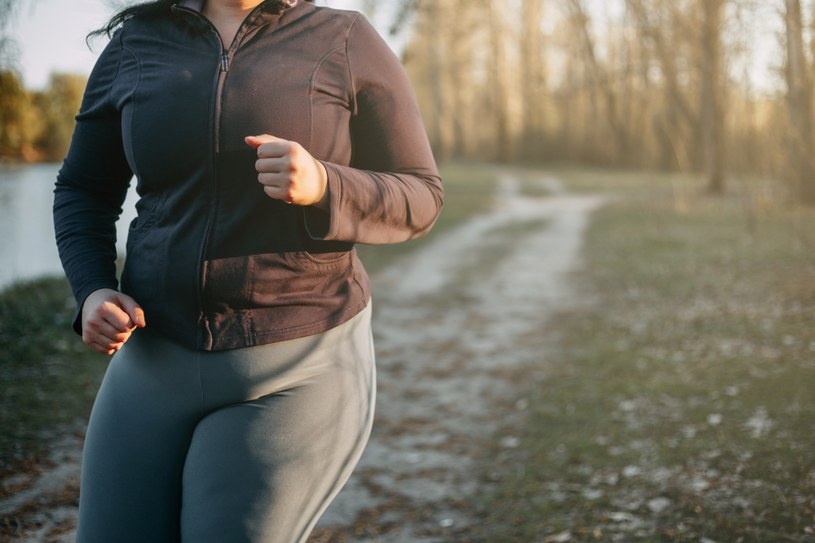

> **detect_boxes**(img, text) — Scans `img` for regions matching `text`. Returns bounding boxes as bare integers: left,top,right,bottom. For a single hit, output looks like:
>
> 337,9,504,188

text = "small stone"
707,413,723,426
622,465,642,478
500,436,520,449
582,488,604,500
647,497,672,514
543,530,572,543
690,477,710,491
618,400,638,412
725,386,739,397
607,511,636,523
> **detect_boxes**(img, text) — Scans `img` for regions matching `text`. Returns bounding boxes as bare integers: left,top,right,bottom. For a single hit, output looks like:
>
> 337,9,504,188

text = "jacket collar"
176,0,297,13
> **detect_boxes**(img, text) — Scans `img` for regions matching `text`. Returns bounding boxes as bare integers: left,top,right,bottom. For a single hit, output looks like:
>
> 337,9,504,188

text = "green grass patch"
0,277,108,475
477,170,815,542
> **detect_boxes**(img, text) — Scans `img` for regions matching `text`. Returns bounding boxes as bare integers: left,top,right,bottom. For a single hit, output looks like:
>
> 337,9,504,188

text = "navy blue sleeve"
53,30,133,334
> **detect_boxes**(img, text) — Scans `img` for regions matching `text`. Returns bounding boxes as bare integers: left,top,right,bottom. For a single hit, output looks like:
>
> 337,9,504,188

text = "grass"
0,278,107,476
476,170,815,542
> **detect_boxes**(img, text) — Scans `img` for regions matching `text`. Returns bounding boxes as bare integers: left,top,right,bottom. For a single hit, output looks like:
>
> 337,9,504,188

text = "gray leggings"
76,303,375,543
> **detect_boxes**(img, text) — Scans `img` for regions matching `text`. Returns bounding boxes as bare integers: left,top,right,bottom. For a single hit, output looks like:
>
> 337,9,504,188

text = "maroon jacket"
54,0,443,351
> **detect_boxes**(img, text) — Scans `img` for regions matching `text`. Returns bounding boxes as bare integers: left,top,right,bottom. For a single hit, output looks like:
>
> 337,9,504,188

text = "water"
0,164,137,291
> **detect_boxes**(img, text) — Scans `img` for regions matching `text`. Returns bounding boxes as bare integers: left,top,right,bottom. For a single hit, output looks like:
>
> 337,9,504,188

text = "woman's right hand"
81,289,146,355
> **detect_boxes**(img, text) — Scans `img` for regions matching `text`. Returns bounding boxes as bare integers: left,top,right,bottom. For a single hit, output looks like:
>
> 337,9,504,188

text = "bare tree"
627,0,698,171
0,0,21,68
389,0,809,205
520,0,546,159
487,0,513,162
783,0,815,204
564,0,634,165
700,0,726,194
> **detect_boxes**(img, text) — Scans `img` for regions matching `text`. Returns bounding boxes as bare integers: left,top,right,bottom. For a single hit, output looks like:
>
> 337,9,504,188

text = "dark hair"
88,0,314,40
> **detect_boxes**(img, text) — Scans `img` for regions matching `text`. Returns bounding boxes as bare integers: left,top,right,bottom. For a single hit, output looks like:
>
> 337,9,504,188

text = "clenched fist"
245,134,328,209
81,288,146,355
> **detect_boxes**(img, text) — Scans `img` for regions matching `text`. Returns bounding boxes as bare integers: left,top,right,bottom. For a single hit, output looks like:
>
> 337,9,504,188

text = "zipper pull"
220,50,230,72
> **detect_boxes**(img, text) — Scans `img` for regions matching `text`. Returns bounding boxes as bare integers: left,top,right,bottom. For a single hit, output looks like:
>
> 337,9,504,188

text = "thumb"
116,293,146,328
244,134,281,149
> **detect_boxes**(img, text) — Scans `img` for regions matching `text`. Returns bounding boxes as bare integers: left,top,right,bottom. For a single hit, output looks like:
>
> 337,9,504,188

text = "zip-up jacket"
53,0,443,351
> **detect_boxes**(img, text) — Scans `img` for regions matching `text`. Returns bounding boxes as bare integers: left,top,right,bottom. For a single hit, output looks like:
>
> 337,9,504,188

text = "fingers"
117,293,147,328
250,137,297,202
244,134,279,149
81,289,146,356
245,134,327,206
245,134,288,157
82,305,135,355
255,166,296,203
255,158,295,187
87,340,124,356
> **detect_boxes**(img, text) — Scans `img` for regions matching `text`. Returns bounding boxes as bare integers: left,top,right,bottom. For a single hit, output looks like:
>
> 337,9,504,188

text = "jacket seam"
104,29,126,111
307,45,346,151
345,14,361,116
120,41,143,183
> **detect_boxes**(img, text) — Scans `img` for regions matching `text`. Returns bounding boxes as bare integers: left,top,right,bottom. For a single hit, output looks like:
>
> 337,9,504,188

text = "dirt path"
312,175,605,541
0,173,604,542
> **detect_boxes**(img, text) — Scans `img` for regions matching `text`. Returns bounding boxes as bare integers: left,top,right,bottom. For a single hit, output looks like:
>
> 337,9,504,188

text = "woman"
53,0,443,541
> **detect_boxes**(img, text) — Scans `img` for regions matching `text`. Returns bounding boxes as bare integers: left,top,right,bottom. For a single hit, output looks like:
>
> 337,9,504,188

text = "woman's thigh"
78,304,375,543
181,311,376,543
76,333,203,543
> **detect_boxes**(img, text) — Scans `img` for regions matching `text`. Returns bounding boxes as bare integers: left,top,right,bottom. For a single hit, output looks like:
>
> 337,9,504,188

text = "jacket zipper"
220,50,230,72
196,42,231,348
170,5,245,347
172,3,284,347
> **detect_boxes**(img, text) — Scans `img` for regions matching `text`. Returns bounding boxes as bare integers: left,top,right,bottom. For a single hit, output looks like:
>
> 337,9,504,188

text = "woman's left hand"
245,134,328,209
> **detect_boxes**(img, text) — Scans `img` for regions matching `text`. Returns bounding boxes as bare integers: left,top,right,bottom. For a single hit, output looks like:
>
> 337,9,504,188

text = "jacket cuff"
304,160,340,241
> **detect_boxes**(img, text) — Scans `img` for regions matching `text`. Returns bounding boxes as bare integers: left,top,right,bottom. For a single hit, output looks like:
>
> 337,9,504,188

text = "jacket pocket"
203,251,354,310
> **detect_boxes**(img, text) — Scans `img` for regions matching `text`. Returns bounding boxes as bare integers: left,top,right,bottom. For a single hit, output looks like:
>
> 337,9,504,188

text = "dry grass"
475,169,815,542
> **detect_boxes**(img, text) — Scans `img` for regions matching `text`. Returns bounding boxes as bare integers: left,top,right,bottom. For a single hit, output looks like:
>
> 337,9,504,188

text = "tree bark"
488,0,513,162
700,0,726,194
784,0,815,204
566,0,630,165
520,0,546,160
627,0,698,171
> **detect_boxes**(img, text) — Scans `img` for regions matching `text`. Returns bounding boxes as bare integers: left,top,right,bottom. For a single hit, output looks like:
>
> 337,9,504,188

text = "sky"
11,0,364,90
11,0,780,95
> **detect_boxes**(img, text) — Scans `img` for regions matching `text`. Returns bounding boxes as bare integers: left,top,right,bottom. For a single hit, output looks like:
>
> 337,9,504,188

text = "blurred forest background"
0,0,85,162
390,0,814,204
2,0,815,208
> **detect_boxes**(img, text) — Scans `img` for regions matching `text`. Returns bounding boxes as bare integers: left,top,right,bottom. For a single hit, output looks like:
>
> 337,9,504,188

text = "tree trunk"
566,0,629,165
784,0,815,204
520,0,546,160
488,0,513,162
700,0,726,194
627,0,698,171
